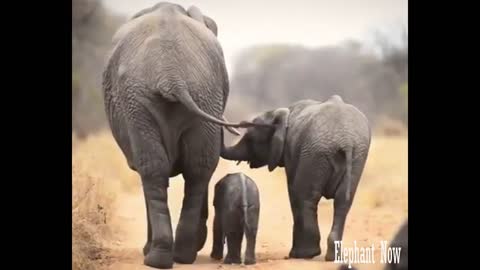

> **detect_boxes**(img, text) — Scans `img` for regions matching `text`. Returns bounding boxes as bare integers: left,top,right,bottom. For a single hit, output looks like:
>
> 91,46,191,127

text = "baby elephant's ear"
268,108,290,172
187,6,218,36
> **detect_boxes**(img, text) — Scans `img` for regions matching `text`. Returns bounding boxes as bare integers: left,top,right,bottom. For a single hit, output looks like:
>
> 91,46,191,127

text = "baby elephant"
210,173,260,265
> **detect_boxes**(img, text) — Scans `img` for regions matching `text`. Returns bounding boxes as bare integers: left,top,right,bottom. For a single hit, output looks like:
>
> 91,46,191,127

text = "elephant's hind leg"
142,173,174,269
244,206,259,265
288,158,329,259
142,190,152,256
224,218,243,265
128,124,174,269
173,175,210,264
174,127,220,263
325,155,367,261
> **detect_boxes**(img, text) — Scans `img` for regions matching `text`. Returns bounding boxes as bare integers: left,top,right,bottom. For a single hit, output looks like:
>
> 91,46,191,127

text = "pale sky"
103,0,408,72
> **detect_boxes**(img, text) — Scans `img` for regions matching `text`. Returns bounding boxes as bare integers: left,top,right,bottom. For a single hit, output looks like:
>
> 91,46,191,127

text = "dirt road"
72,133,407,270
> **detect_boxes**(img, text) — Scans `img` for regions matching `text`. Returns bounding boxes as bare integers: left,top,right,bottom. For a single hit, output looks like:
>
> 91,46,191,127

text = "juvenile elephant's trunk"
221,136,250,162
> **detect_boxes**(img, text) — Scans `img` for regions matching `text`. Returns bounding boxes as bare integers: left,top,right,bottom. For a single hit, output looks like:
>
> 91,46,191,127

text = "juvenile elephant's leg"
289,197,321,259
287,183,301,257
244,206,259,265
288,161,325,259
286,170,301,257
325,193,352,261
325,159,365,261
142,174,173,269
210,208,224,260
224,229,243,264
143,191,152,256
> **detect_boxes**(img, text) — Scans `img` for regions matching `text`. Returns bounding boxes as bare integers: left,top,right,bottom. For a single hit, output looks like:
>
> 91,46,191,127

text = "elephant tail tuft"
344,147,353,202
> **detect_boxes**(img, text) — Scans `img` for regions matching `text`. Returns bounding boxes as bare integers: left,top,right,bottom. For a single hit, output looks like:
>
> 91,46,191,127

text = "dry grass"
72,132,130,270
72,167,114,270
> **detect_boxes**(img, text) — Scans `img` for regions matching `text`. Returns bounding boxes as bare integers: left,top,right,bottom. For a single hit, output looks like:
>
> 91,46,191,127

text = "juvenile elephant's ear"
187,6,218,36
268,108,290,172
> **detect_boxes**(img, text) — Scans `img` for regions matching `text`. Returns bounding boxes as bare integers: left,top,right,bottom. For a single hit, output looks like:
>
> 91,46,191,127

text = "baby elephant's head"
221,108,290,172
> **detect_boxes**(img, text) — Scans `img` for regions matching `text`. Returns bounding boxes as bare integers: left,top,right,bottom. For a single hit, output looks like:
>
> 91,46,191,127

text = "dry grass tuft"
73,132,127,270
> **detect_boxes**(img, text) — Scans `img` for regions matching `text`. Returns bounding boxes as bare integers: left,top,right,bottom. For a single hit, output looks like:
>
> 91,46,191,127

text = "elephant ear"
268,108,290,172
187,6,218,36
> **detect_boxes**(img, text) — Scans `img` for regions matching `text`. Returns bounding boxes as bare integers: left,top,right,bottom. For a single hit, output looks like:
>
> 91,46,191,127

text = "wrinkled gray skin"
102,2,250,269
221,95,371,260
337,219,408,270
210,173,260,265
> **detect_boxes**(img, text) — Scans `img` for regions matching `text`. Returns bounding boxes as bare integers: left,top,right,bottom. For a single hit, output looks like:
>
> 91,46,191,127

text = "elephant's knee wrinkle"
137,159,169,177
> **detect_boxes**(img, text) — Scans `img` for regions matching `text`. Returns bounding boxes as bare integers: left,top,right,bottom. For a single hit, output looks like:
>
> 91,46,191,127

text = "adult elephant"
221,96,371,261
102,2,247,268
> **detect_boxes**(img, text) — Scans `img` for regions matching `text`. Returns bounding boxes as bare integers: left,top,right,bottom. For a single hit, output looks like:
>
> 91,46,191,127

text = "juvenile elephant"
221,96,371,260
102,2,246,268
210,173,260,265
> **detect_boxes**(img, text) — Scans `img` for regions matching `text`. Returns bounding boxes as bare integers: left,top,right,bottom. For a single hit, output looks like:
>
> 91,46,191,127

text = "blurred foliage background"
72,0,124,138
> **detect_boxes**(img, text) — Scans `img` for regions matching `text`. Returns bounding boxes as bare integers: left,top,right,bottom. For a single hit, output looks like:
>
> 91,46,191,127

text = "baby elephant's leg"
244,206,259,265
224,216,243,264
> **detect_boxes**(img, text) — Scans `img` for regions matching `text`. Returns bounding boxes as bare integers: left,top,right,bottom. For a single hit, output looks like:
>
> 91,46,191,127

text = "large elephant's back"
103,11,229,166
107,12,228,119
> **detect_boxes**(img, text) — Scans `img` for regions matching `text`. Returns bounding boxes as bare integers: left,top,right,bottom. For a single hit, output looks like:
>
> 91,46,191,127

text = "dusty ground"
72,132,407,270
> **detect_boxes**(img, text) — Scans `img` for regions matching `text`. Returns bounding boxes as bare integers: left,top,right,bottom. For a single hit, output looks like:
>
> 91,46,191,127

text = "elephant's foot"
144,248,173,269
143,241,152,256
173,248,197,264
210,249,223,260
325,248,338,261
196,222,207,251
244,256,256,265
223,254,241,264
325,242,342,261
288,246,321,259
173,243,197,264
326,233,340,261
174,225,199,264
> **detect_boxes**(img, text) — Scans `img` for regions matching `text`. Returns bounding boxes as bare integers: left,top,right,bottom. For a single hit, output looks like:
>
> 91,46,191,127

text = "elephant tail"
344,147,353,202
240,174,251,234
170,87,240,135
